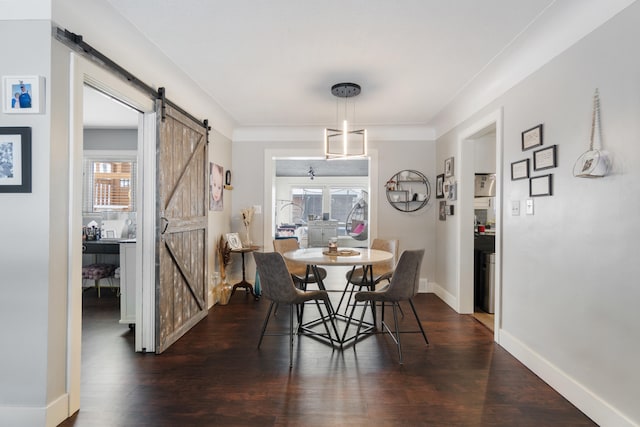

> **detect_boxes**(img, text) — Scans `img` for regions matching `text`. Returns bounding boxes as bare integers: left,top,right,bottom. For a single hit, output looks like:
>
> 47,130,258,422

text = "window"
83,155,137,212
291,186,366,235
291,187,322,221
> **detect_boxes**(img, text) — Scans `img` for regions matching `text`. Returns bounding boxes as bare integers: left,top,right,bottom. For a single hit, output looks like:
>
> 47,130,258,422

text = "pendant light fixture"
324,82,367,159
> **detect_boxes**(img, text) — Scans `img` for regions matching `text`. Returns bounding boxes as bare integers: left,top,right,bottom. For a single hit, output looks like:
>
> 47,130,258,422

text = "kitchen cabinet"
307,220,338,247
119,241,136,326
474,234,495,313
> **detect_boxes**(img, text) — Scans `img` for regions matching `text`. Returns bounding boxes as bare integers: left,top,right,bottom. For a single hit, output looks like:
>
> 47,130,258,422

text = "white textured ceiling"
93,0,558,129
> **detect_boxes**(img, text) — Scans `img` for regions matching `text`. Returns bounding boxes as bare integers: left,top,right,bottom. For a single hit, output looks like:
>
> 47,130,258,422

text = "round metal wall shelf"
385,169,430,212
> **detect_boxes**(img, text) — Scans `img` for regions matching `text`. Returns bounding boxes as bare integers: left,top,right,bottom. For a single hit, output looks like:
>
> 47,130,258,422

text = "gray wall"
435,3,640,424
83,128,137,150
230,138,437,287
0,18,56,424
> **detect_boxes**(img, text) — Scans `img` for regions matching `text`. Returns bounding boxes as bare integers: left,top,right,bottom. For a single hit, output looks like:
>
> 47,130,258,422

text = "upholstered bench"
82,263,117,297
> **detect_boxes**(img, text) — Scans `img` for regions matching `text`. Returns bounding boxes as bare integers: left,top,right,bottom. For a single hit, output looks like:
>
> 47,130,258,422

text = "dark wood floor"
60,288,595,427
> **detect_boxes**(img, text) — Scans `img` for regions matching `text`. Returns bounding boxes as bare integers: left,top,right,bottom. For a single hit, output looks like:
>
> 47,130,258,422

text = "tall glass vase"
242,225,252,248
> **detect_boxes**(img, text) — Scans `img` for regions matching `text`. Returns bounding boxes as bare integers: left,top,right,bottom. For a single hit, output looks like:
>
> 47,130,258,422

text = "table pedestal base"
231,280,260,300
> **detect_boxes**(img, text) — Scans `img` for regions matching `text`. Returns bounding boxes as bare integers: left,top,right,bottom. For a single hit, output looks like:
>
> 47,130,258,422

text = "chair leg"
258,301,275,349
392,303,403,364
409,299,429,345
289,304,294,368
353,300,370,351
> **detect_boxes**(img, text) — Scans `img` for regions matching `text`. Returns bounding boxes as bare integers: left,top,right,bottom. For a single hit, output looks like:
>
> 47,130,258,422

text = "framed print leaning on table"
225,233,243,250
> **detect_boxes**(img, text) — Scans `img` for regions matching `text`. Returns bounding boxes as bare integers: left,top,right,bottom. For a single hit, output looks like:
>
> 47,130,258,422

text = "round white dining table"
282,247,393,270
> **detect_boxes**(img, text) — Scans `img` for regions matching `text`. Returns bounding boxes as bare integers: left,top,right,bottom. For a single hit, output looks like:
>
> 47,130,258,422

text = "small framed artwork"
0,127,32,193
447,181,457,201
209,162,223,211
225,232,243,250
439,201,447,221
533,144,557,171
511,159,530,180
444,157,455,177
529,174,553,197
3,76,44,114
521,124,543,151
435,174,445,199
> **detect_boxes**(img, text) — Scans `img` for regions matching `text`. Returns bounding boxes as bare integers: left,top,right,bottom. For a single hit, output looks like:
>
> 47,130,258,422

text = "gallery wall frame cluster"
435,156,456,221
1,76,43,195
511,123,557,197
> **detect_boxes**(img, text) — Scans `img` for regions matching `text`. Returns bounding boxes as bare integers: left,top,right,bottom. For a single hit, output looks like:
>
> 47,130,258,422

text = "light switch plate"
511,200,521,216
526,199,534,215
253,205,262,214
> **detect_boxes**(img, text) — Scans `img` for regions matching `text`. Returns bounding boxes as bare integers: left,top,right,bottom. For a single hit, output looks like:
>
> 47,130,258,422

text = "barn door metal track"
55,27,211,140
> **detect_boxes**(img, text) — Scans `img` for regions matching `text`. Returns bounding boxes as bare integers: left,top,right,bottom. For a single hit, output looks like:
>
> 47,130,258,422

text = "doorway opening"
263,149,379,252
68,53,157,415
457,109,503,343
82,84,139,334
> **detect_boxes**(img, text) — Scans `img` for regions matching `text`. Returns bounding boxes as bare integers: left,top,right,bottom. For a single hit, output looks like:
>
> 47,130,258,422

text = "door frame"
67,53,156,414
263,148,379,248
457,108,503,343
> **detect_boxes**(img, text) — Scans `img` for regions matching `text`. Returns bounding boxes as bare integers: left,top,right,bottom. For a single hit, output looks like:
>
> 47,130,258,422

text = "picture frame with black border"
438,201,446,221
225,232,243,250
521,124,543,151
3,76,44,114
444,157,454,177
435,173,445,198
533,144,557,171
511,158,530,180
529,174,553,197
0,127,32,193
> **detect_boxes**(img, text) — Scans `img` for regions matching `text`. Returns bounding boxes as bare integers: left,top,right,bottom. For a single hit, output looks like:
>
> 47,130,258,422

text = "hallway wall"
435,3,640,425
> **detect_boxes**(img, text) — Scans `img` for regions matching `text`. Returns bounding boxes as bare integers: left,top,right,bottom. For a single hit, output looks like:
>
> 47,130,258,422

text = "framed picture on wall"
435,174,445,198
511,159,530,180
529,174,553,197
0,127,32,193
533,145,557,171
521,124,543,151
444,157,454,177
209,162,224,211
2,76,45,114
439,201,447,221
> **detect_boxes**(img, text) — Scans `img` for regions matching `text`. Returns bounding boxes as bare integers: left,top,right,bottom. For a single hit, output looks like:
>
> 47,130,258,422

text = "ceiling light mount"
331,82,361,98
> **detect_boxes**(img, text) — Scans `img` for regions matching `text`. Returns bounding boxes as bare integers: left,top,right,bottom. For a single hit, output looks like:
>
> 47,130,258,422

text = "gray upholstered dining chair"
253,251,338,368
273,238,327,289
336,238,399,314
351,249,428,364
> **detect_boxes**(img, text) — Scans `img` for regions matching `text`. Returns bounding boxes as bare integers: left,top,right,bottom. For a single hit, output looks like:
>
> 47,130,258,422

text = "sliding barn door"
156,103,208,353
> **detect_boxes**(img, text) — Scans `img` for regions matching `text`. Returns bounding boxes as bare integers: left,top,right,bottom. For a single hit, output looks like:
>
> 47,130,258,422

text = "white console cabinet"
119,241,137,325
307,220,338,247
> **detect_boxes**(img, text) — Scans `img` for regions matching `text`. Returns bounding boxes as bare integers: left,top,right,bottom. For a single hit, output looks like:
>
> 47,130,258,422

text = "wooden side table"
230,246,260,300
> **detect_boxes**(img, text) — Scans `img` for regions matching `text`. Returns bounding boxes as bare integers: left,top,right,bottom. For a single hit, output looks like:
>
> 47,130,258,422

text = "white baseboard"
500,330,636,427
0,393,70,427
0,406,44,427
428,281,458,310
418,278,430,293
46,393,69,427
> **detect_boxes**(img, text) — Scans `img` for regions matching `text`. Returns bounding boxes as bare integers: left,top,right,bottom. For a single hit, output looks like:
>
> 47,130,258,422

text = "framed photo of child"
3,76,44,114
